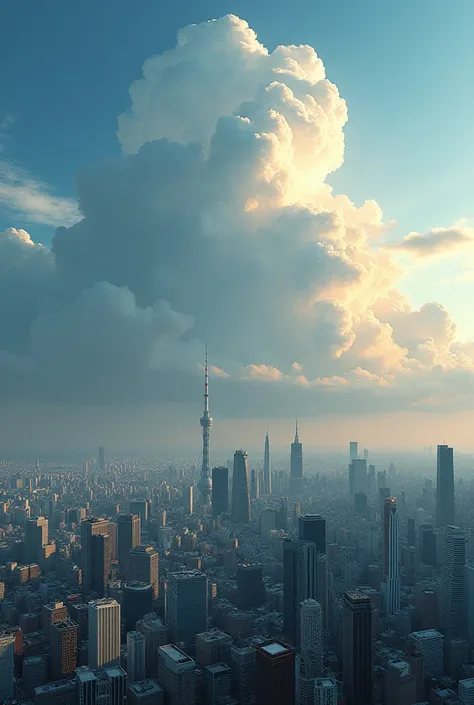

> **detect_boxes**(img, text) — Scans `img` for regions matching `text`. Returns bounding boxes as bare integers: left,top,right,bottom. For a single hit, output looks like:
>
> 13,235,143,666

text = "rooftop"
206,662,231,674
260,641,291,657
128,680,164,696
159,644,194,665
410,629,443,639
170,570,206,580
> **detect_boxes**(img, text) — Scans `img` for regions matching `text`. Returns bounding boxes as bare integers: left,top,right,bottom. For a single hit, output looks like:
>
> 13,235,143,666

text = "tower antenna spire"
198,343,212,505
295,415,299,443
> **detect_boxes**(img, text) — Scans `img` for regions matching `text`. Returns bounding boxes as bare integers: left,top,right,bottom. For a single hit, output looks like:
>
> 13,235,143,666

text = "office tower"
24,516,48,564
466,564,474,644
260,507,276,537
420,524,437,566
76,665,127,705
123,583,154,631
363,448,369,461
81,517,110,591
354,492,368,517
349,441,358,462
196,629,232,667
250,468,259,500
300,599,323,705
128,545,159,598
127,680,165,705
441,525,466,638
231,450,251,523
284,539,327,644
407,517,416,546
290,421,303,494
368,464,375,492
0,635,15,701
211,466,228,517
408,629,443,678
137,613,168,676
350,459,367,496
117,513,141,575
299,514,326,553
99,445,105,472
231,645,256,704
419,589,440,630
198,346,213,505
129,499,149,523
127,631,146,684
158,644,196,705
342,592,373,705
183,485,194,514
50,619,78,680
90,532,112,597
237,564,265,609
314,677,337,705
203,662,232,704
168,570,208,655
382,497,400,616
459,678,474,705
42,600,68,635
84,459,89,482
436,444,455,527
255,641,295,705
88,598,121,669
263,431,272,495
384,660,416,705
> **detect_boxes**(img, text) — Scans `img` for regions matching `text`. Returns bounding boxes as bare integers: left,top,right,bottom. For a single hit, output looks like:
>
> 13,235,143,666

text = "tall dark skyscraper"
80,518,110,592
237,564,266,609
290,421,303,494
117,513,140,574
263,431,272,495
90,533,112,597
382,497,400,616
441,525,466,639
231,450,251,523
255,641,295,705
168,570,208,655
98,445,105,473
343,591,373,705
436,444,455,528
24,516,48,564
198,346,213,505
212,466,229,517
298,515,326,554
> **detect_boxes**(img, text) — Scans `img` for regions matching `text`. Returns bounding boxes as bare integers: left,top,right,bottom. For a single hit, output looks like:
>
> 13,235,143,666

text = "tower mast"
198,345,212,504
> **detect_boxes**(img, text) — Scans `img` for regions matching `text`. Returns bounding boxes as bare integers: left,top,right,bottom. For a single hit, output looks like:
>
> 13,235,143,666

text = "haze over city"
2,1,474,453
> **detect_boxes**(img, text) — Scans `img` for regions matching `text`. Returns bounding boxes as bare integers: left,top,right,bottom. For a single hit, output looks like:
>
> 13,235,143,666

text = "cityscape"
0,358,473,705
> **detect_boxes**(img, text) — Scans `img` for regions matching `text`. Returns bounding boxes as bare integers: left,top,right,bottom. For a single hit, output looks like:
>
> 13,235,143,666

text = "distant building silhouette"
290,422,303,494
231,450,251,523
212,466,228,517
436,445,455,527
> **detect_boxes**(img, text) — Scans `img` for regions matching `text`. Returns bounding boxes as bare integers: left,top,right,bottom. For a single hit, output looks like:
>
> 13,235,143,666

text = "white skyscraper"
382,497,400,616
127,631,146,684
88,598,121,669
442,525,466,638
0,635,15,701
314,677,337,705
300,599,323,705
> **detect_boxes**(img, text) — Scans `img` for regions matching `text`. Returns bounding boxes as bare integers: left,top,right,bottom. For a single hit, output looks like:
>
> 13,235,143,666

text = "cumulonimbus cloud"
1,14,474,416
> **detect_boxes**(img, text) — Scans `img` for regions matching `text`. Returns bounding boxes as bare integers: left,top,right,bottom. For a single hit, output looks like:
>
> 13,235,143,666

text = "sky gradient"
1,1,474,453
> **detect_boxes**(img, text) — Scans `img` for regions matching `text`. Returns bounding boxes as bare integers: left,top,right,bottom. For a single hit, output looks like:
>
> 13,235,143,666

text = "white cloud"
392,225,474,257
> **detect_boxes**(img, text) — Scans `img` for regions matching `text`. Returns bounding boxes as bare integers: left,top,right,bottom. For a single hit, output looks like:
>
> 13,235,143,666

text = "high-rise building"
255,641,295,705
90,532,112,597
98,445,106,473
290,421,303,494
459,678,474,705
342,591,373,705
158,644,196,705
237,564,265,609
420,524,437,566
263,431,272,495
408,629,443,678
42,600,68,636
384,660,416,705
231,450,251,523
0,635,15,701
349,441,358,462
441,525,466,639
76,665,127,705
24,516,48,564
231,645,256,704
183,486,194,514
168,570,208,655
350,459,368,496
382,497,400,616
117,513,141,575
81,518,110,592
129,500,149,523
136,613,168,677
123,583,154,631
50,619,78,681
298,514,326,554
198,346,213,505
314,677,337,705
299,599,323,705
436,445,455,528
250,468,259,500
211,466,228,517
127,679,165,705
196,629,232,667
88,598,121,669
128,545,159,598
203,662,232,704
127,631,146,684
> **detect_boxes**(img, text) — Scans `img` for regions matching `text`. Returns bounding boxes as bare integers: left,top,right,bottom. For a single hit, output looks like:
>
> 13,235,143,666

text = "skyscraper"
231,450,251,523
237,564,265,609
349,459,368,496
168,570,208,655
128,545,159,598
158,644,196,705
50,619,78,680
436,444,455,528
24,516,48,564
298,515,326,554
407,629,443,678
127,630,146,684
284,539,326,645
90,532,112,597
255,641,295,705
88,598,121,669
80,517,110,592
117,513,141,575
0,635,15,701
349,441,358,462
299,599,323,705
442,525,466,639
198,346,213,505
211,466,229,517
343,591,373,705
263,431,272,495
290,421,303,494
314,678,337,705
98,445,105,473
382,497,400,616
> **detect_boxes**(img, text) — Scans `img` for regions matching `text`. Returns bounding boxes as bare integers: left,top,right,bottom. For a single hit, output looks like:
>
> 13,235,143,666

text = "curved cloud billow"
2,15,474,418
